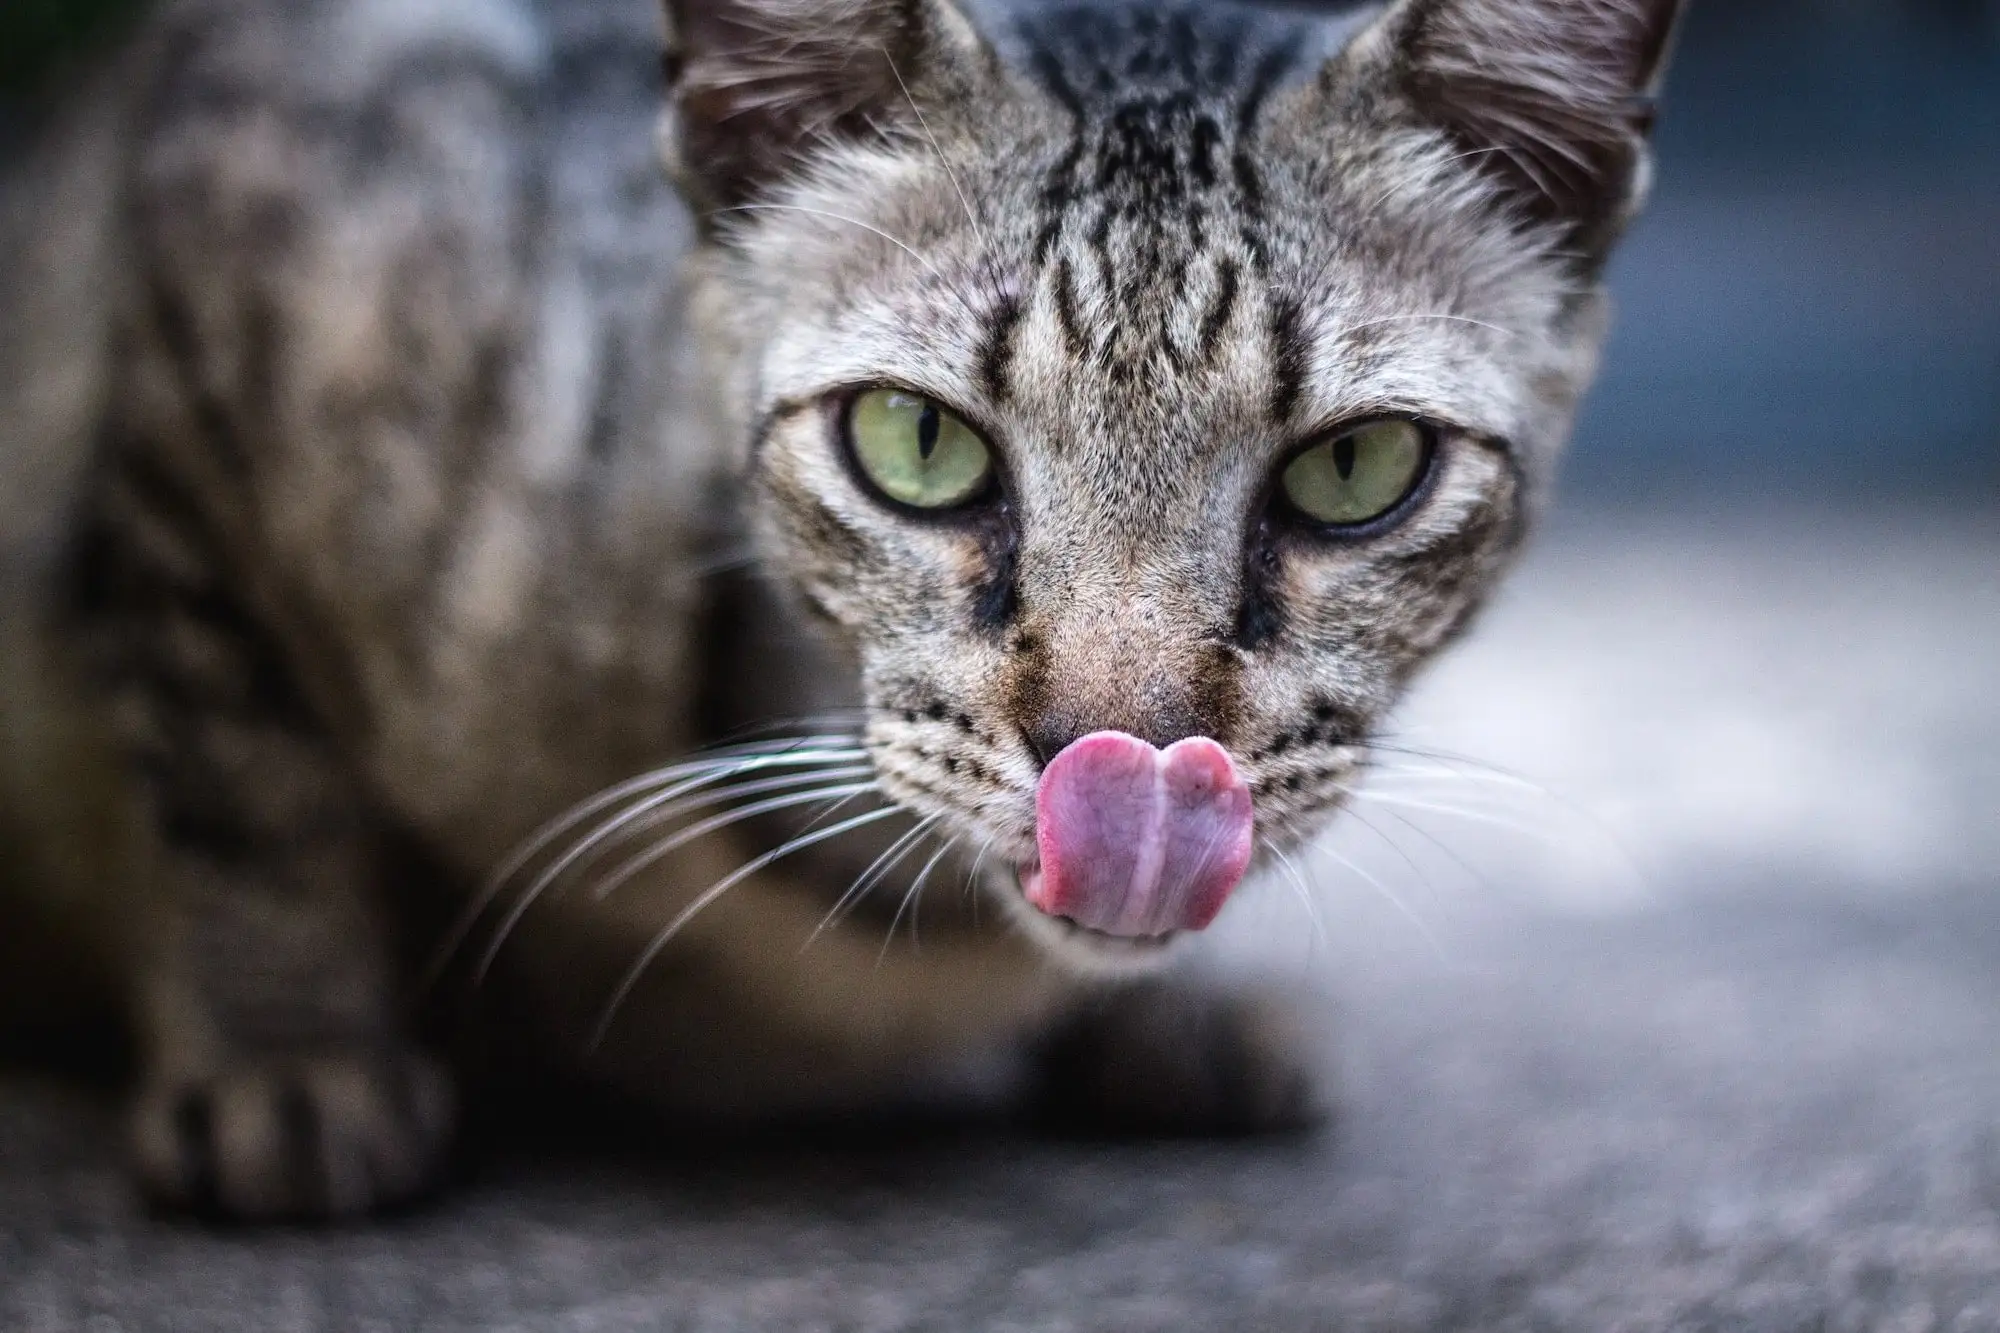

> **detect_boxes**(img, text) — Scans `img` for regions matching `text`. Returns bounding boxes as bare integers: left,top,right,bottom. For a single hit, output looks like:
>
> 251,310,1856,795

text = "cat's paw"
130,1046,455,1222
1030,983,1329,1138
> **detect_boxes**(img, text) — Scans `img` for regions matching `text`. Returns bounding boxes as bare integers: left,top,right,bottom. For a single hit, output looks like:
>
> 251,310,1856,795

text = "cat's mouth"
1011,732,1256,952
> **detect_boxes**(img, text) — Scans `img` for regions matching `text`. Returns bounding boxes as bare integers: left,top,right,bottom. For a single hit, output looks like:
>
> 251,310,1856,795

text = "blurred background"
2,2,1997,1326
1577,0,2000,501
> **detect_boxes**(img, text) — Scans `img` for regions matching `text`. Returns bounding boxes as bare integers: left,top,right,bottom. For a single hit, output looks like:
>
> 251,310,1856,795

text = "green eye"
1279,420,1431,527
846,390,994,511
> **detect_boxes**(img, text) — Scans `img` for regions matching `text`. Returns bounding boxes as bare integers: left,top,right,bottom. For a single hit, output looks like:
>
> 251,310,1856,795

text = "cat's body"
0,0,1680,1220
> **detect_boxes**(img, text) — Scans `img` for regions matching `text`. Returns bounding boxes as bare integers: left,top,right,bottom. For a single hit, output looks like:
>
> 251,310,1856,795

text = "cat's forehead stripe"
994,3,1322,399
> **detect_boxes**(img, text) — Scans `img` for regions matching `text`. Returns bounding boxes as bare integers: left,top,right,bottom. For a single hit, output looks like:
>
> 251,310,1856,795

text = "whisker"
1356,776,1575,819
1352,786,1650,897
1262,838,1327,955
882,48,1013,317
1359,742,1652,897
1324,312,1519,344
775,784,878,850
423,739,864,989
692,544,761,578
1347,789,1585,845
804,813,941,950
1367,741,1581,800
1354,800,1498,897
1333,800,1443,904
1362,743,1637,838
564,762,877,876
1362,763,1559,803
469,764,875,982
962,835,996,929
496,740,864,895
1305,839,1448,961
586,781,884,906
589,804,908,1049
880,834,958,964
708,711,869,749
1368,773,1642,872
518,748,867,914
884,50,994,275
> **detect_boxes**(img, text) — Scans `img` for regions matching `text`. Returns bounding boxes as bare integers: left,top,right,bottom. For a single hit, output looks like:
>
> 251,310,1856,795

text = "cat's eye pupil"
1333,435,1356,481
917,404,940,461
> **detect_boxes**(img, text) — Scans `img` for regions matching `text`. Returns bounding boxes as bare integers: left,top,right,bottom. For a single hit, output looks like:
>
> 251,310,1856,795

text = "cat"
0,0,1682,1221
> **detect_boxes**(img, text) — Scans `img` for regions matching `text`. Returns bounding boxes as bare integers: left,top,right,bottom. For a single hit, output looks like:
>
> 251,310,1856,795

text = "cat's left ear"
1329,0,1686,268
658,0,996,218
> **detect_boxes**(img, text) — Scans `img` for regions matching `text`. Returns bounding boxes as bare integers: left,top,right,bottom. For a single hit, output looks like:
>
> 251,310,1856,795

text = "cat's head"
661,0,1680,970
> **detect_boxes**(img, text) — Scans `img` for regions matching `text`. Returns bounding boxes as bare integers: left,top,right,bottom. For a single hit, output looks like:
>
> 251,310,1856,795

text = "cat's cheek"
754,440,991,635
751,469,878,621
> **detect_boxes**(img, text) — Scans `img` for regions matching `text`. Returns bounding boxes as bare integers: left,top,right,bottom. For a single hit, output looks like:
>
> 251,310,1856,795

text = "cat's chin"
999,864,1189,978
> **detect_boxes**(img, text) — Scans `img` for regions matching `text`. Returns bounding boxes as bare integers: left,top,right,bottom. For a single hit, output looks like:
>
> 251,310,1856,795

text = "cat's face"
664,0,1680,968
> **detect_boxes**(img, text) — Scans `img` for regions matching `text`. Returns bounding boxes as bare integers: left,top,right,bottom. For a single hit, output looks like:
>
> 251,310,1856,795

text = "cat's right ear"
1322,0,1687,269
658,0,996,218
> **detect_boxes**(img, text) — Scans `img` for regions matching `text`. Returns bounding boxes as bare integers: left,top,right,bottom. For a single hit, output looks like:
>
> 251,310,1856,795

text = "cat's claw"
131,1047,455,1222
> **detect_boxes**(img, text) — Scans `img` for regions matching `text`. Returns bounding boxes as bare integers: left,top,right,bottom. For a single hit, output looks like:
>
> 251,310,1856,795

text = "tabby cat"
0,0,1681,1220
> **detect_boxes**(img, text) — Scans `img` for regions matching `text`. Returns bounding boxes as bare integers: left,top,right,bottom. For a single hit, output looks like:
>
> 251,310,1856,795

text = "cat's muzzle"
1019,732,1255,943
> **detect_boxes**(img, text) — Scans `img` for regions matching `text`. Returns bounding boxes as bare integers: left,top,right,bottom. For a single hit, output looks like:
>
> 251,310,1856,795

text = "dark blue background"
1574,1,2000,501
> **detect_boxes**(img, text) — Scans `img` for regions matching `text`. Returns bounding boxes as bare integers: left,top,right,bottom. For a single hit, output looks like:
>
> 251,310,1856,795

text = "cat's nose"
1010,613,1244,768
1022,705,1208,770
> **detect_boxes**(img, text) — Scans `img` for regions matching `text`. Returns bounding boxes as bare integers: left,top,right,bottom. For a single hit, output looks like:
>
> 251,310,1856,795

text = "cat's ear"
658,0,995,216
1344,0,1685,264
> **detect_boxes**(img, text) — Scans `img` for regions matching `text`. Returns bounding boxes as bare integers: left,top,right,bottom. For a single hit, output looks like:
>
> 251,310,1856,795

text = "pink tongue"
1025,732,1255,938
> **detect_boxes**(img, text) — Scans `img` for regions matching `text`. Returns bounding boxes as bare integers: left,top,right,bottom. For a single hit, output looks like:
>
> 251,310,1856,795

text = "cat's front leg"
71,514,455,1222
1029,981,1329,1139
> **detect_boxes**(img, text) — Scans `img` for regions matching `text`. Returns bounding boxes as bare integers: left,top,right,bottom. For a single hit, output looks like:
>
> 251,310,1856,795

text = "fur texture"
0,0,1680,1221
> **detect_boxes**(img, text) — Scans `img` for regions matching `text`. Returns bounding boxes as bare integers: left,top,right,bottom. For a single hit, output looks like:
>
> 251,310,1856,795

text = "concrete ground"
4,507,1997,1331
